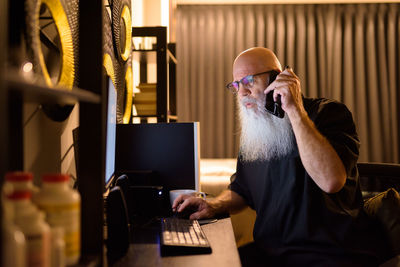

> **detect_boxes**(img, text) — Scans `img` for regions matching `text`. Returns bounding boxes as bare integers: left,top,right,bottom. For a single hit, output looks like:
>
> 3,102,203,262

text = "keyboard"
160,217,212,256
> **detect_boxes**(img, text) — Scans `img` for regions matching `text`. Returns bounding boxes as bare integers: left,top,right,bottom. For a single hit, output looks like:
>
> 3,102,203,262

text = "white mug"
169,189,206,206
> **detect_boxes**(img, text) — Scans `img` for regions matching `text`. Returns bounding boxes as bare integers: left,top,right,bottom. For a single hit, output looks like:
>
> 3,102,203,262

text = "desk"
112,217,241,267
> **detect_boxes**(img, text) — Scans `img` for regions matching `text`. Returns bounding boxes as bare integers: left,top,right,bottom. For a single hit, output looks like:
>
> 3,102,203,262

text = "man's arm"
207,189,248,215
268,67,346,193
172,189,248,220
289,110,347,193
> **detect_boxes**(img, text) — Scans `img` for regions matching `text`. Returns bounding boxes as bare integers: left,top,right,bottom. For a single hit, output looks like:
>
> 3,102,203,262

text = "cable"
23,104,42,127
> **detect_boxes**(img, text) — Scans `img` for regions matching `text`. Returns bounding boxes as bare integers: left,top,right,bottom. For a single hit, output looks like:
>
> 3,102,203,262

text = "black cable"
23,104,42,127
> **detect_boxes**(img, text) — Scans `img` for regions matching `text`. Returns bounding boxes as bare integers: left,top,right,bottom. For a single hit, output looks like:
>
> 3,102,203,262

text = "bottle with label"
15,210,51,267
9,191,51,267
2,195,27,267
33,173,81,266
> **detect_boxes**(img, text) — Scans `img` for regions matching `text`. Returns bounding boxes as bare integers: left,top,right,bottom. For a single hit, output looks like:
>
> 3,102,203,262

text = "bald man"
173,48,386,266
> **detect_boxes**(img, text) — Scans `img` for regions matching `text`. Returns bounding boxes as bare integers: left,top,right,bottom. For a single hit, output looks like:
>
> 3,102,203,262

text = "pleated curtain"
176,4,400,163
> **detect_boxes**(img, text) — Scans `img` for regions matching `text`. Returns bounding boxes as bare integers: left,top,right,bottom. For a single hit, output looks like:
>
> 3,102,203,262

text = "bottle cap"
42,173,70,183
5,171,33,182
7,191,32,200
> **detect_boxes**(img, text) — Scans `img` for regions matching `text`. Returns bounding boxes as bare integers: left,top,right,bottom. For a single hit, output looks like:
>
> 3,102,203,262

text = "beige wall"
143,0,162,26
23,103,79,185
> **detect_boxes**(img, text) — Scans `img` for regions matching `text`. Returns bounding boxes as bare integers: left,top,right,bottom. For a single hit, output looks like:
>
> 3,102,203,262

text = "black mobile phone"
265,71,285,118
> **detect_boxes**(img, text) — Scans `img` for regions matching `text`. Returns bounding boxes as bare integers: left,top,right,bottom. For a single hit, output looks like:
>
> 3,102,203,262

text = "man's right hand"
172,194,217,220
171,189,248,220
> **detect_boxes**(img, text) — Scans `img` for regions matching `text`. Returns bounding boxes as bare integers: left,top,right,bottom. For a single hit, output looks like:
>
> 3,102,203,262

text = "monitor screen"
115,122,200,192
105,78,117,187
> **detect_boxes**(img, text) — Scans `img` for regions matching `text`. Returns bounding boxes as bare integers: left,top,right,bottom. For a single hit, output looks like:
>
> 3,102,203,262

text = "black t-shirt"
230,98,385,265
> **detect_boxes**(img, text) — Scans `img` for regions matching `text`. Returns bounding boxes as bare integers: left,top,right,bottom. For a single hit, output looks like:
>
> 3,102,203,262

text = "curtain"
176,4,400,163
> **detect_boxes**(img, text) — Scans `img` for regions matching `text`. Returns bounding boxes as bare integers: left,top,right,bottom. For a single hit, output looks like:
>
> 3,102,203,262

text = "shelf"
167,49,177,64
132,27,176,123
132,50,156,64
133,48,177,64
5,70,101,104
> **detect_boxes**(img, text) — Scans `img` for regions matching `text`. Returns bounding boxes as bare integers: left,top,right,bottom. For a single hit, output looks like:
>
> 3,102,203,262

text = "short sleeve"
308,99,360,176
229,161,255,208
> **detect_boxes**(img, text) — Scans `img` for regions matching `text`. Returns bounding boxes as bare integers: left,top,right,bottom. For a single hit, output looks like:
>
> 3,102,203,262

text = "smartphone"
265,70,285,118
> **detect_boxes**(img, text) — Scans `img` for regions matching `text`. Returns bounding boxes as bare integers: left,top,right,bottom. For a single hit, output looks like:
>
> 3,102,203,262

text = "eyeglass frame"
225,70,273,94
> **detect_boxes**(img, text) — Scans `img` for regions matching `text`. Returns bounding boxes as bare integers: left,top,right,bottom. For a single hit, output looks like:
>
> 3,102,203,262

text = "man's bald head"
232,47,282,80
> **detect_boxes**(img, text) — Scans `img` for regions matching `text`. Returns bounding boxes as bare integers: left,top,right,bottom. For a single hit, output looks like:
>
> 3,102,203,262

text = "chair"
358,162,400,199
357,162,400,267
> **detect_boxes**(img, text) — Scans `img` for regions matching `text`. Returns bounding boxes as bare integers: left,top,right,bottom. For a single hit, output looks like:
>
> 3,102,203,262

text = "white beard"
238,96,295,162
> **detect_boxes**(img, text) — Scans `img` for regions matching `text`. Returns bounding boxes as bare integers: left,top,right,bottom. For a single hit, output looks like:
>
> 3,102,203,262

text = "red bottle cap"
42,173,70,183
5,171,33,182
7,191,32,200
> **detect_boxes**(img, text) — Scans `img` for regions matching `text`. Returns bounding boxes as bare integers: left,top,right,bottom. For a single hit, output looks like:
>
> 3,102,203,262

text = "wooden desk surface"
112,217,241,267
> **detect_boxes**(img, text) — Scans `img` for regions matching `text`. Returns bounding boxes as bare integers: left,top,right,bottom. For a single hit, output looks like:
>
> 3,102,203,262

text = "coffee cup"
169,189,206,206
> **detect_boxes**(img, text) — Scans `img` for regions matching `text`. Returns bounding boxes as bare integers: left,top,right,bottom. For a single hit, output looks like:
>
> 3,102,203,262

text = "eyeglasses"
226,71,271,94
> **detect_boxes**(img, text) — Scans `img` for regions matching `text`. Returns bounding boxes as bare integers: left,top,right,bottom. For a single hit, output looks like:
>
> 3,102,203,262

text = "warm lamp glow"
22,62,33,73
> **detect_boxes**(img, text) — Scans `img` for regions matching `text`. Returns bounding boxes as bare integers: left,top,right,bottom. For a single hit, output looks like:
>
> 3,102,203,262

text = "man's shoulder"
303,97,346,109
303,97,351,119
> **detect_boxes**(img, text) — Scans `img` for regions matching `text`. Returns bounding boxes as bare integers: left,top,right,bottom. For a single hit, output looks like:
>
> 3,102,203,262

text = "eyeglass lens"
232,75,254,91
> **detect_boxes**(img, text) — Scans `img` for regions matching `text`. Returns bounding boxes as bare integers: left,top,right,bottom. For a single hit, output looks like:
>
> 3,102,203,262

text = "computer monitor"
103,78,131,256
104,77,117,189
114,122,200,192
72,76,116,191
